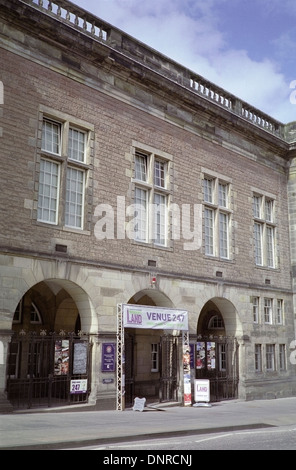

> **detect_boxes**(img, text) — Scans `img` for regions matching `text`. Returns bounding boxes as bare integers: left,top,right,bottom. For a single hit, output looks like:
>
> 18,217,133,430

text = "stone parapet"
7,0,288,141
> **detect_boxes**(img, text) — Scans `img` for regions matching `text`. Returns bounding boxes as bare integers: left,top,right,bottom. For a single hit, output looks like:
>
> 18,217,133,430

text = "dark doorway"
195,301,239,401
194,335,239,401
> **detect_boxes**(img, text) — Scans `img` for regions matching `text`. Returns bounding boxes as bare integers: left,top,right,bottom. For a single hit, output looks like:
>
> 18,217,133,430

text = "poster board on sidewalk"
194,379,210,403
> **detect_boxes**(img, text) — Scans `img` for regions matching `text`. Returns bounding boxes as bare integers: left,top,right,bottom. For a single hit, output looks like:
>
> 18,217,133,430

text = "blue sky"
72,0,296,123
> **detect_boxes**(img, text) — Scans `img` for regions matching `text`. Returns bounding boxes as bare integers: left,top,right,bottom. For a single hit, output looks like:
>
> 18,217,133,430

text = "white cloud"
75,0,296,122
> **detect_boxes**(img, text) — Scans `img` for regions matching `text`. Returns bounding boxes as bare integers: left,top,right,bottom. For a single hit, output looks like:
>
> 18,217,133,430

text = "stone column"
0,329,13,412
287,154,296,340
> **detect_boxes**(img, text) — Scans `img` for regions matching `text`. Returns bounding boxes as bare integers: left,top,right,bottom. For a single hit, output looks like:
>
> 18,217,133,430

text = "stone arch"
128,288,174,308
5,259,98,332
197,296,243,337
6,276,98,410
11,279,97,335
45,279,97,334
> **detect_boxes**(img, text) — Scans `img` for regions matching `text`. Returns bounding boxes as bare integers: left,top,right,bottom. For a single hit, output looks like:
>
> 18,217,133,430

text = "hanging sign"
122,304,188,330
70,379,88,394
102,343,116,372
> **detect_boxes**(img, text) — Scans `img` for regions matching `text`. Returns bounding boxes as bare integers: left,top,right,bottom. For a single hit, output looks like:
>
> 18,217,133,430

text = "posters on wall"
207,342,216,370
54,339,69,375
54,340,88,376
196,342,206,369
196,341,216,370
183,344,192,406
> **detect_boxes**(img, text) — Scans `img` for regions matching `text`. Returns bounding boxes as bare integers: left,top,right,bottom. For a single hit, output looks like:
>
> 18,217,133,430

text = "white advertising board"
194,379,210,403
70,379,88,394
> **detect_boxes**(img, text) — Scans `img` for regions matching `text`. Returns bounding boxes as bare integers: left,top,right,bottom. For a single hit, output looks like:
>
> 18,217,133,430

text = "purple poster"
102,343,116,372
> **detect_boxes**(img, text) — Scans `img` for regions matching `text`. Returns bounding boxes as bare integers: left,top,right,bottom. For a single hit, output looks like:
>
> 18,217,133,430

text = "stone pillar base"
0,392,13,413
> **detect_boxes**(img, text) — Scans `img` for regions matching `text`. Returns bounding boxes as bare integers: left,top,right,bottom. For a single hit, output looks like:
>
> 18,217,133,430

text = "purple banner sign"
102,343,116,372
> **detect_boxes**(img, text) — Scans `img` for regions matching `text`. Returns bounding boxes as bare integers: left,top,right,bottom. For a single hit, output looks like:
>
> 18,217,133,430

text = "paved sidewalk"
1,397,296,450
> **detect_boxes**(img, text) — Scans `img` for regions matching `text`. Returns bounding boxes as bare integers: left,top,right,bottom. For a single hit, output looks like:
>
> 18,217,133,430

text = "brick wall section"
0,0,296,406
0,46,292,291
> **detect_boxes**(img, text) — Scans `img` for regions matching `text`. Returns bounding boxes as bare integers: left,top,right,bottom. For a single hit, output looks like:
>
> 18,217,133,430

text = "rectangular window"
279,344,286,371
37,114,92,230
253,193,276,268
255,344,262,372
253,297,259,323
218,343,226,371
68,128,86,163
133,149,170,247
276,299,283,325
7,342,20,378
254,223,263,265
135,152,147,182
204,208,214,256
203,175,231,259
266,344,276,371
253,195,262,219
37,159,60,224
154,160,166,188
42,119,61,155
218,182,227,207
264,298,273,324
134,187,148,242
265,199,273,222
204,178,213,204
151,343,159,372
219,212,229,258
154,193,167,245
65,167,85,229
266,226,275,268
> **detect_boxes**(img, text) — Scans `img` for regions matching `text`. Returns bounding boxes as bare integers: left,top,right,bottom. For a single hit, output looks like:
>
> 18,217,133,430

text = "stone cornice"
0,0,294,160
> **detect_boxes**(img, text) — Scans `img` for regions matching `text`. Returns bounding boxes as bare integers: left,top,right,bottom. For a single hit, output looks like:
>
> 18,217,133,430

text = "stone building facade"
1,0,296,412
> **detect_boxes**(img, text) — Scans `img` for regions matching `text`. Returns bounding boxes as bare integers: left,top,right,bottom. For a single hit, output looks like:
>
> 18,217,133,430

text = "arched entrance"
195,298,240,401
6,280,93,410
120,289,184,408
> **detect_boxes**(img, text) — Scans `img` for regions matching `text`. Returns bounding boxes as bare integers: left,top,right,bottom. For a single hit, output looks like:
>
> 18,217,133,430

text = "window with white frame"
133,149,170,246
276,299,284,325
203,176,232,258
218,343,226,371
151,343,159,372
279,344,286,371
37,115,92,230
208,315,224,329
252,297,259,323
253,193,276,267
13,299,23,324
7,342,20,378
264,298,273,324
13,300,42,325
30,303,42,324
266,344,276,371
255,344,262,372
